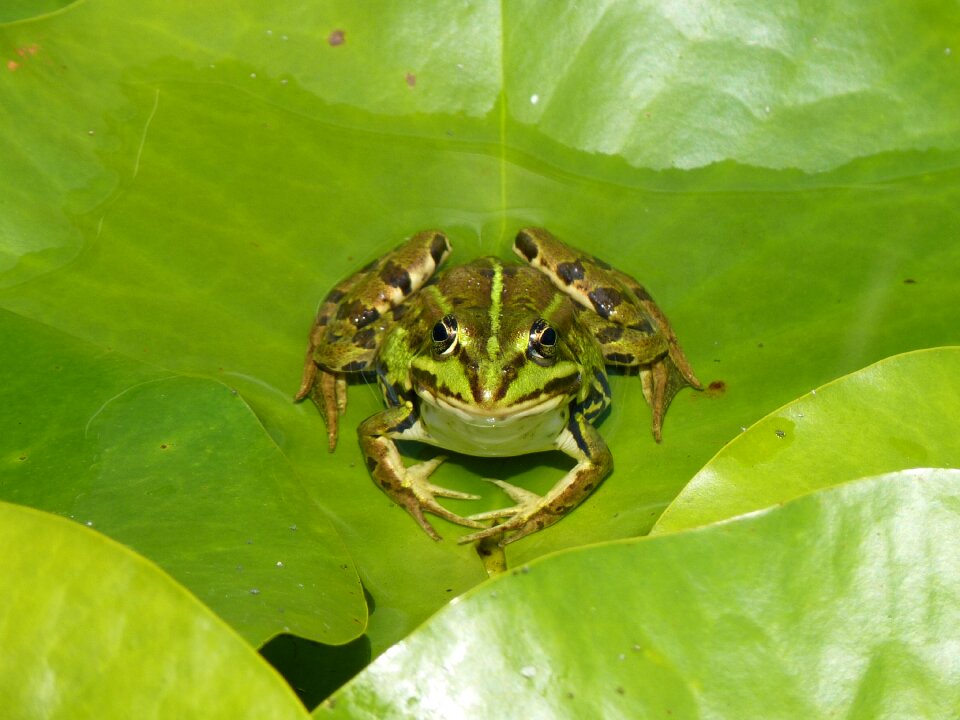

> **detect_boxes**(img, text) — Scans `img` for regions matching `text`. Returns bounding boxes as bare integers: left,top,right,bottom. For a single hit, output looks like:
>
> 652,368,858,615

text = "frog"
295,227,700,546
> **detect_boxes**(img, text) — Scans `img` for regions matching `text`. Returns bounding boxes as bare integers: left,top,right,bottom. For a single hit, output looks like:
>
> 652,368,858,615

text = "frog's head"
409,305,585,421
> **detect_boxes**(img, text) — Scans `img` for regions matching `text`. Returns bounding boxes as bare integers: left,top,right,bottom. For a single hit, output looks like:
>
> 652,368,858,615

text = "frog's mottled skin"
295,228,700,545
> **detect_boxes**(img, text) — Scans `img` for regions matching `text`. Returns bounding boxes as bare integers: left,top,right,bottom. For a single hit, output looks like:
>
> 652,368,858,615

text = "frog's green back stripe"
485,259,503,360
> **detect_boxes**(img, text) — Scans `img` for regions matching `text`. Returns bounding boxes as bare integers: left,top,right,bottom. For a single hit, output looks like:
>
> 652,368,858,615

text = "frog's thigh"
578,311,669,367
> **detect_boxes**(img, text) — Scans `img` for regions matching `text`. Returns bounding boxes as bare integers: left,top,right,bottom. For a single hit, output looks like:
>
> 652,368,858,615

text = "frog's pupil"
540,326,557,346
432,321,447,342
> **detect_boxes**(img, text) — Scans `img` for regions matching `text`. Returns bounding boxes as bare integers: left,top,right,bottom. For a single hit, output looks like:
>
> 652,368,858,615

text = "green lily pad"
0,309,364,646
0,501,309,719
0,0,74,24
318,469,960,718
1,1,958,654
652,347,960,535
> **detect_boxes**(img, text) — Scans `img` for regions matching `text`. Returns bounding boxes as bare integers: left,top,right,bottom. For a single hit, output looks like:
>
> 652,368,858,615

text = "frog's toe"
458,516,536,545
426,503,487,531
401,494,486,540
406,505,443,542
468,516,548,546
457,479,548,544
464,479,540,522
402,458,486,535
488,479,542,505
407,457,481,502
457,524,507,545
425,482,482,501
467,507,516,522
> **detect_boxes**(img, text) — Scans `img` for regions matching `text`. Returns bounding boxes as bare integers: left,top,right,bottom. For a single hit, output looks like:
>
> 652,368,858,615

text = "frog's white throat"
415,390,569,457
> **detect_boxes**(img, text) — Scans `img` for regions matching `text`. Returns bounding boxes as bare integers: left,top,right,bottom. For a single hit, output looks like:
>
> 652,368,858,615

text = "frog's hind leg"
610,273,701,442
295,230,452,450
640,354,698,442
294,305,353,451
580,309,700,442
301,368,347,452
513,227,700,441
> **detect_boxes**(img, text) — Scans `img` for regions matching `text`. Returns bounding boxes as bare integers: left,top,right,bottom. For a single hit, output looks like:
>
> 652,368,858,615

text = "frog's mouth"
416,388,568,423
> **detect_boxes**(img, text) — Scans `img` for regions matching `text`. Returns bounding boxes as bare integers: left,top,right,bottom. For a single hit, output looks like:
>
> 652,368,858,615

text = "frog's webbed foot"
643,349,701,443
458,480,548,546
295,361,347,452
395,456,487,541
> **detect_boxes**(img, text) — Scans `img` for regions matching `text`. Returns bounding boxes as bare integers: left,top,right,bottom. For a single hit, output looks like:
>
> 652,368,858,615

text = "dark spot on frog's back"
588,287,623,319
633,286,653,303
379,260,413,295
514,231,539,261
352,328,377,349
324,288,346,304
594,325,624,344
556,260,585,284
627,318,654,334
604,352,635,364
336,300,380,328
429,233,448,265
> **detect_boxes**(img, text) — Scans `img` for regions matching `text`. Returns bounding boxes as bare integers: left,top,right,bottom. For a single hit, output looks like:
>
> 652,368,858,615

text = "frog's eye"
528,318,557,363
432,314,459,356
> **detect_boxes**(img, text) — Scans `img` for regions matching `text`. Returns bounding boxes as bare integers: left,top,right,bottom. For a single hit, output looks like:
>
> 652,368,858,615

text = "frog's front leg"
458,411,613,546
359,404,486,541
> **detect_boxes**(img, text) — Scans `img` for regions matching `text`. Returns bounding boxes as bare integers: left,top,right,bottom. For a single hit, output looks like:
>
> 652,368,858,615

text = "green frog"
295,227,700,546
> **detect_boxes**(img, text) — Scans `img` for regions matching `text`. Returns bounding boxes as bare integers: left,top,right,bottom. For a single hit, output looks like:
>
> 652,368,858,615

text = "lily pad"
318,469,960,719
0,309,364,646
1,1,958,654
0,0,74,24
652,347,960,535
0,501,309,719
